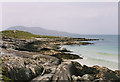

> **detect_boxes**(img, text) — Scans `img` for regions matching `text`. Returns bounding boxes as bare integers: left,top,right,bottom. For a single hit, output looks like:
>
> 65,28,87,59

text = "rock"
80,65,99,76
79,42,93,45
115,70,120,78
93,66,120,81
77,76,82,80
71,63,99,76
2,55,44,80
72,75,82,81
81,74,94,81
51,53,83,60
60,48,71,52
52,61,73,81
40,48,51,51
31,74,54,82
72,75,78,81
71,62,120,81
1,49,61,81
3,32,118,81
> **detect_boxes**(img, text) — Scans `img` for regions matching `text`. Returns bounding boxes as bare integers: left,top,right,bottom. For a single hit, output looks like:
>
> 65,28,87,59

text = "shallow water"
62,35,118,70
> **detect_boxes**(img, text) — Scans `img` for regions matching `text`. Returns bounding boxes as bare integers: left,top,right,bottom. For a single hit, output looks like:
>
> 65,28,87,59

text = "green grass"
1,30,60,39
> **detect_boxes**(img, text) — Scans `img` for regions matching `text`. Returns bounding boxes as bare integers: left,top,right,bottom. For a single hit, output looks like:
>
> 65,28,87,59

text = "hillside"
7,26,80,37
1,30,60,39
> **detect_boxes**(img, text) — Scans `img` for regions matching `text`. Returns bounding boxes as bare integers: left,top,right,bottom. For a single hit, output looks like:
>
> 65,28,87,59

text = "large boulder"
71,62,120,81
52,61,73,81
2,55,44,81
93,66,120,81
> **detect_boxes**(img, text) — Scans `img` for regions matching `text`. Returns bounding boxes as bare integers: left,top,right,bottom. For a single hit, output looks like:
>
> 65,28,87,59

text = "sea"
62,35,118,70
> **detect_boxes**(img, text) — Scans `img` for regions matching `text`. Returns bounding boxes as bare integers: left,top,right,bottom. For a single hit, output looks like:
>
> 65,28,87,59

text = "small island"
0,30,120,81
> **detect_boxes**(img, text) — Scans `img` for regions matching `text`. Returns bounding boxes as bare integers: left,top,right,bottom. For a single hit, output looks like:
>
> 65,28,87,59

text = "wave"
97,52,114,56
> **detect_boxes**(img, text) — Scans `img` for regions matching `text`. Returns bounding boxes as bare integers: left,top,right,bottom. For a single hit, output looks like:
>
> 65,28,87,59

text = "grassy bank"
1,30,60,39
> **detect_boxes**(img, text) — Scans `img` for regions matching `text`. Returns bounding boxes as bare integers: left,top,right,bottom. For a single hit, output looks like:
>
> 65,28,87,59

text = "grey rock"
52,61,72,81
72,75,78,81
81,74,94,81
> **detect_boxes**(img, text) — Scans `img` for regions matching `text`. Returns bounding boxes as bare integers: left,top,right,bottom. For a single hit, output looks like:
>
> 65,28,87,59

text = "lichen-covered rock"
2,55,44,80
1,49,61,81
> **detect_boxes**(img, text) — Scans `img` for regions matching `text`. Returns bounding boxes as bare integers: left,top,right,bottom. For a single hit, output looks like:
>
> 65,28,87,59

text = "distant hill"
7,26,80,37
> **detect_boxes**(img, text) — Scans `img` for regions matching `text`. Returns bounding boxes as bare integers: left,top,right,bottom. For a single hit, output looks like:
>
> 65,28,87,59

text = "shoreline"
61,44,118,71
64,47,119,71
1,30,120,81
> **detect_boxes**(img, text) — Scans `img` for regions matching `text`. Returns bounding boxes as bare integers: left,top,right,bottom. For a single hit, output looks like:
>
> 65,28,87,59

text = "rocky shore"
0,30,120,81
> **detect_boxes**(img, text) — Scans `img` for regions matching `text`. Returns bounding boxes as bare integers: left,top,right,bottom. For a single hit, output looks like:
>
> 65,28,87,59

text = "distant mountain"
7,26,80,37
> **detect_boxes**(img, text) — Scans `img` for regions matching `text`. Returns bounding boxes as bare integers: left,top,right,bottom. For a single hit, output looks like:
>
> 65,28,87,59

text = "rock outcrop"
1,49,61,81
1,30,119,81
71,61,120,81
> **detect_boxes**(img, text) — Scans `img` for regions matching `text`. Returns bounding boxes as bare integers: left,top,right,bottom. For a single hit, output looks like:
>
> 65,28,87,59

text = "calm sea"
62,35,118,70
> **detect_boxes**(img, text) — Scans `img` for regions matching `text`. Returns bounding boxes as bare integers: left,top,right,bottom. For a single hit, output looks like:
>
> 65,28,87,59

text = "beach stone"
61,48,70,52
72,75,78,81
77,76,82,80
81,74,94,81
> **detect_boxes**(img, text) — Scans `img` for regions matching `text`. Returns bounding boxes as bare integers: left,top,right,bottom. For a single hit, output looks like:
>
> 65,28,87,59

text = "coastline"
60,46,118,71
1,30,120,81
61,36,118,71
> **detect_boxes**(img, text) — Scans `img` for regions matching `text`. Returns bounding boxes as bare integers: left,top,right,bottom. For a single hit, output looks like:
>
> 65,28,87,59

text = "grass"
1,30,60,39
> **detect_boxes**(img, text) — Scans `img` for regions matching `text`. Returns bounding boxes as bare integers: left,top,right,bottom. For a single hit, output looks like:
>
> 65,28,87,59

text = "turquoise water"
62,35,118,70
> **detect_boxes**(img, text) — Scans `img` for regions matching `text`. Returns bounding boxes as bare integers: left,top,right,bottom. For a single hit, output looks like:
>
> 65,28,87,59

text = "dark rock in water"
60,48,71,52
51,53,83,60
79,42,93,45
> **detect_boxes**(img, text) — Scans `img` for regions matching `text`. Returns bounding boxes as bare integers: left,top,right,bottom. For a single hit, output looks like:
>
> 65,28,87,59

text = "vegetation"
1,30,60,39
0,60,12,81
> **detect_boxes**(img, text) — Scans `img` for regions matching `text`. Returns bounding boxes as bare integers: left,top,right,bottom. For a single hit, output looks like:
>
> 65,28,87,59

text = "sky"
1,2,118,35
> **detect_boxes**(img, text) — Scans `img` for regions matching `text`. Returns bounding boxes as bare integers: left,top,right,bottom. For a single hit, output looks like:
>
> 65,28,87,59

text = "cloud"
2,2,118,34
